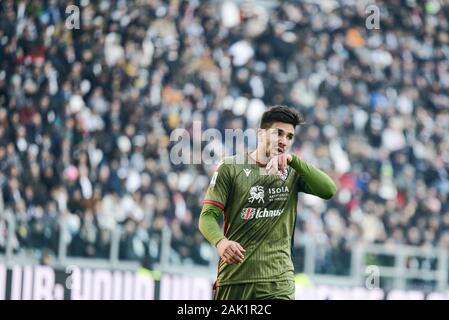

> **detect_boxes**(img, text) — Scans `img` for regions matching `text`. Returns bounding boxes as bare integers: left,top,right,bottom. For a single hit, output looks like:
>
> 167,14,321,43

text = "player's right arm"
198,161,245,264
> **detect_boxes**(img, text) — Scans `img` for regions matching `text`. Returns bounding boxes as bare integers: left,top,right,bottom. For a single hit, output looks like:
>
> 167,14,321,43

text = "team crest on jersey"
279,167,289,181
248,185,264,204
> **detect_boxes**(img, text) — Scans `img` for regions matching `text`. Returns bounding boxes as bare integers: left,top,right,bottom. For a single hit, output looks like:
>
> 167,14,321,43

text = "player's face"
259,122,295,157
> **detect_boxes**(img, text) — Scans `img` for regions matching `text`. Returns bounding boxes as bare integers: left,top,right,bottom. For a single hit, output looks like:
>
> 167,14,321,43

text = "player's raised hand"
266,156,279,176
266,154,292,176
277,153,291,172
216,238,246,264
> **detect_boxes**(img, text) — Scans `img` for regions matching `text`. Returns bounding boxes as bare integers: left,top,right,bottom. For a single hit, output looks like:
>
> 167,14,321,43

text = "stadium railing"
0,211,448,292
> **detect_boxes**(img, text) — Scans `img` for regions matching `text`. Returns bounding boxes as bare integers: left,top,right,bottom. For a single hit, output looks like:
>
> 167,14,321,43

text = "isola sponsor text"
267,186,289,195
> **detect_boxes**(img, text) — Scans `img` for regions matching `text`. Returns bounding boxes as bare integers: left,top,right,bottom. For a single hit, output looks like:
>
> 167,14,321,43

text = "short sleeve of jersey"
203,162,233,210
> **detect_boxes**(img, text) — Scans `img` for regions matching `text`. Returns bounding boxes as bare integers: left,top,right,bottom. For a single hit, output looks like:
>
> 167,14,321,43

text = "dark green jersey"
203,153,317,286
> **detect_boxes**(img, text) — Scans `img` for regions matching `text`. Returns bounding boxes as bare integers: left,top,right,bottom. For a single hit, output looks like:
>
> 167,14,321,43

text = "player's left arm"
286,154,337,199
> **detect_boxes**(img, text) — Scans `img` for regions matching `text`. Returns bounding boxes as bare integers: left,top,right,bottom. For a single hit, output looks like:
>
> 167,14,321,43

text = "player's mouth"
277,147,284,153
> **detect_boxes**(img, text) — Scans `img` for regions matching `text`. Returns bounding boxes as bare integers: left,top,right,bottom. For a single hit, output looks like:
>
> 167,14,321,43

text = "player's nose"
279,137,287,147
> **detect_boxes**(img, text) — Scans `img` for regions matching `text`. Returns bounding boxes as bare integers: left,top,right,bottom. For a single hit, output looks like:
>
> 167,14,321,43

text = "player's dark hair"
260,105,305,129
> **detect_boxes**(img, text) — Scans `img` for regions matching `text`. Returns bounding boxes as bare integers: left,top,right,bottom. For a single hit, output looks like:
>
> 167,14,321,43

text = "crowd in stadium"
1,0,449,274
